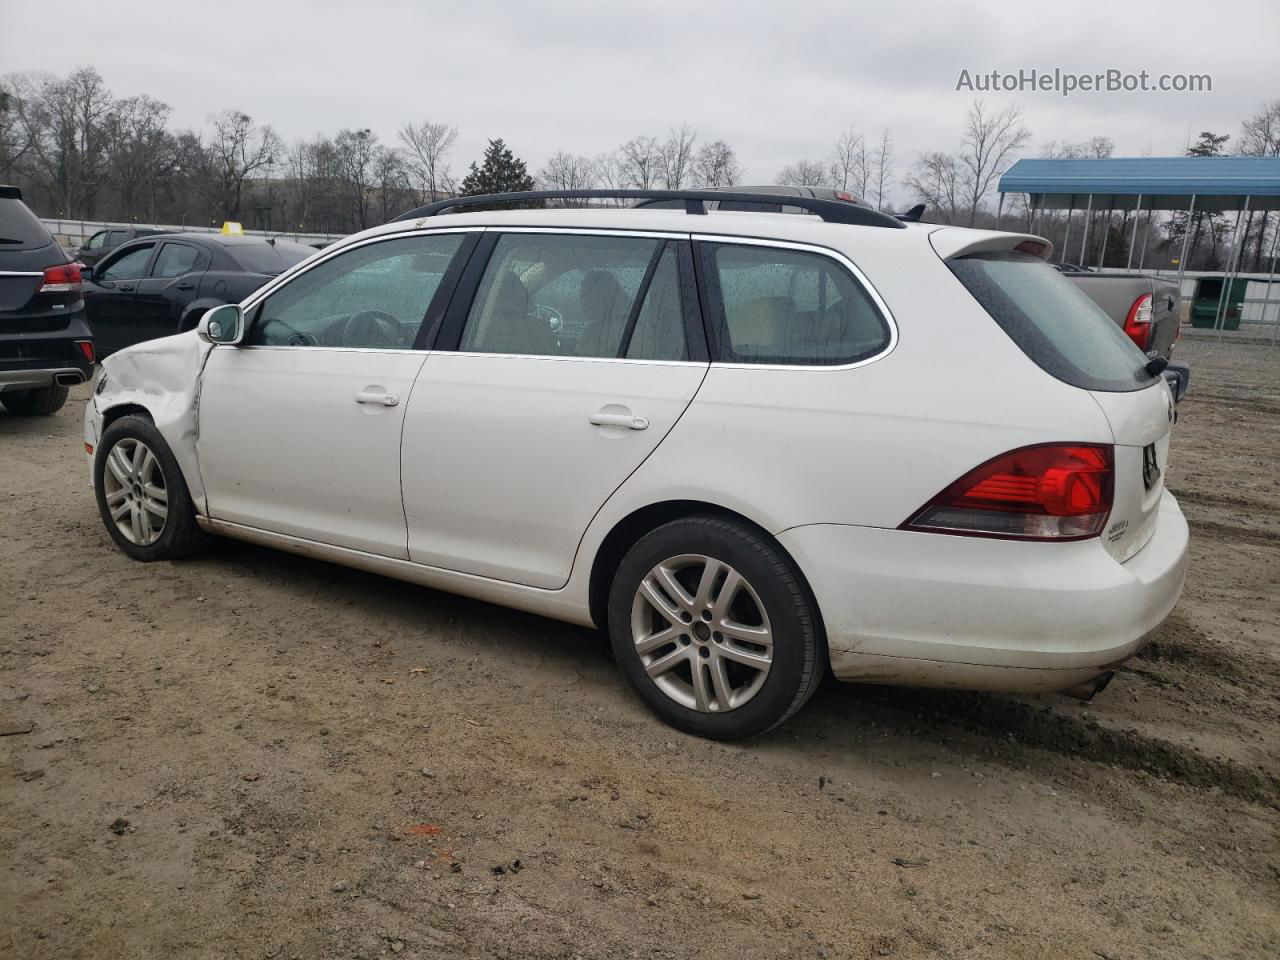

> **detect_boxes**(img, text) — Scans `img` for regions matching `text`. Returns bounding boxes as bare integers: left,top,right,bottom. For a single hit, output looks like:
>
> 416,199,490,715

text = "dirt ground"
2,335,1278,960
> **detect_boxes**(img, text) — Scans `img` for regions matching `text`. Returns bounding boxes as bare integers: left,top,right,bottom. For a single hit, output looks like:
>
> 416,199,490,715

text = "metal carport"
997,156,1280,338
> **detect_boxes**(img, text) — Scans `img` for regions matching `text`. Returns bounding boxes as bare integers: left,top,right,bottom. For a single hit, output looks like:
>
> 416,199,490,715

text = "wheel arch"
587,499,827,646
178,298,225,332
99,402,154,432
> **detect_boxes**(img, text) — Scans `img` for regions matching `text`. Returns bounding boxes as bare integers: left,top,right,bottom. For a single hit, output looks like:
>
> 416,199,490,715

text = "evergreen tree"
459,138,535,198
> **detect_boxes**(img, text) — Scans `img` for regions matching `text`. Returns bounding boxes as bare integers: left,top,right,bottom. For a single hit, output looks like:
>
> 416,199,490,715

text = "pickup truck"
1054,264,1181,360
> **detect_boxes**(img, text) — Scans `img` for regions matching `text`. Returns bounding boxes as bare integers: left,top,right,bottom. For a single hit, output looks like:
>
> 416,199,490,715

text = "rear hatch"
934,228,1170,561
0,194,73,323
1089,383,1173,560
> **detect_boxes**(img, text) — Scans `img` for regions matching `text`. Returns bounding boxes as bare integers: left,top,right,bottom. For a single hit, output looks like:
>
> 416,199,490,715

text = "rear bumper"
0,310,94,392
778,490,1189,693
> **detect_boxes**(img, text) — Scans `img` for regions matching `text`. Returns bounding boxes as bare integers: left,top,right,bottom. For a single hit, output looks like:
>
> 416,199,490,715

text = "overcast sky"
3,0,1275,204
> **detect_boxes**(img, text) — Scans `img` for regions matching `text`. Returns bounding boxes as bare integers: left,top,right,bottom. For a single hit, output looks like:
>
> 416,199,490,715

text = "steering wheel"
340,309,401,348
535,303,565,333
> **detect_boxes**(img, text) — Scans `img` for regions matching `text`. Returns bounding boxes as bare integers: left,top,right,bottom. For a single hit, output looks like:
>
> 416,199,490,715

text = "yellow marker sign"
220,221,244,236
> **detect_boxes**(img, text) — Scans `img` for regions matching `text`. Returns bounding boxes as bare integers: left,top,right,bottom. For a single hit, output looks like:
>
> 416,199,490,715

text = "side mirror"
198,303,245,345
1163,361,1191,403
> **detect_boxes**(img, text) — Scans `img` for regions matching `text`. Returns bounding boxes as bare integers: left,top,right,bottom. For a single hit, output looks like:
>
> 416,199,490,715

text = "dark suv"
0,186,94,416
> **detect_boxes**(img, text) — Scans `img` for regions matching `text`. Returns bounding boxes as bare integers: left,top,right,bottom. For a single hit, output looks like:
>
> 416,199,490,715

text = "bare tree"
692,140,741,187
660,124,697,188
590,151,629,203
619,136,662,188
828,127,866,194
1240,100,1280,157
6,68,115,216
872,128,894,210
538,152,597,203
903,151,962,224
202,109,281,220
105,95,171,221
374,145,411,222
398,119,458,202
776,159,830,186
333,128,378,230
957,99,1031,225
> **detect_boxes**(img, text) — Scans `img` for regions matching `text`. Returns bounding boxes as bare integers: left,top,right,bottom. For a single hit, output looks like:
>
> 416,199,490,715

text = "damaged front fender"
94,332,215,510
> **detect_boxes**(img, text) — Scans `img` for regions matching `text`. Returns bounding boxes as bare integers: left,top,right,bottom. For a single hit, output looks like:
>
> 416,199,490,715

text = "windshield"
948,251,1155,392
0,197,54,249
227,241,313,275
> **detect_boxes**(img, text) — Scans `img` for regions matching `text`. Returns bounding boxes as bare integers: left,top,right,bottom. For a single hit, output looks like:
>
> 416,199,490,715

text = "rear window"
948,252,1155,392
227,242,312,275
0,197,54,250
704,242,891,366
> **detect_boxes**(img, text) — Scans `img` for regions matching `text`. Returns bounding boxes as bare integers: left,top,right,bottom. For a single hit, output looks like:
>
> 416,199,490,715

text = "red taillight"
835,191,855,202
38,262,82,294
902,443,1114,541
1123,294,1153,351
75,340,95,364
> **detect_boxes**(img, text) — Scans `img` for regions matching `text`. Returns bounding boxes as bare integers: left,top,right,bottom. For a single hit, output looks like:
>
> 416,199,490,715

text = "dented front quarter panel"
92,332,215,509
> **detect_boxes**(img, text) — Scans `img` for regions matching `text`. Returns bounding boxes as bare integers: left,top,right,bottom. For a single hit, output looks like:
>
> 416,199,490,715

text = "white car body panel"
402,352,707,588
81,205,1191,698
197,345,428,558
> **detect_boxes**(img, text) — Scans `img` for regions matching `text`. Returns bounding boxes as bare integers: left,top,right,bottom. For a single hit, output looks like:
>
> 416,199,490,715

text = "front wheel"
94,415,208,561
607,516,824,740
2,384,69,416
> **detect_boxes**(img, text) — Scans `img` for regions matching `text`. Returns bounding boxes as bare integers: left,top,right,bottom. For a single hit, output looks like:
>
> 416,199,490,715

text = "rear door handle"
118,283,135,293
355,389,399,407
589,411,648,430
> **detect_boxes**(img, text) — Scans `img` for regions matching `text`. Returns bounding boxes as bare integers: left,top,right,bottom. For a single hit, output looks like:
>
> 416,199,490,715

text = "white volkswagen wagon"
84,190,1189,740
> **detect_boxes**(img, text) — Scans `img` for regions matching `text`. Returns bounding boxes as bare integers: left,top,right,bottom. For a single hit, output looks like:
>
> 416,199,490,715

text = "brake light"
1123,294,1153,351
38,263,82,294
902,443,1114,540
75,340,95,364
835,191,855,202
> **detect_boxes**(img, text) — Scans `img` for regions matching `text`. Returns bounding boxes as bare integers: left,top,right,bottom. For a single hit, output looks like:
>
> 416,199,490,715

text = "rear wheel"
94,415,208,561
2,384,69,416
607,516,824,740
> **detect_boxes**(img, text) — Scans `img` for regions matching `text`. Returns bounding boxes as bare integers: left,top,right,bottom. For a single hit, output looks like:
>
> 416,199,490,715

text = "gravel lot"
2,335,1278,960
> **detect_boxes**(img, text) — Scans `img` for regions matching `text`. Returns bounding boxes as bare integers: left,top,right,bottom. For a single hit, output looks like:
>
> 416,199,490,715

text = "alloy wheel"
630,554,774,713
102,438,169,546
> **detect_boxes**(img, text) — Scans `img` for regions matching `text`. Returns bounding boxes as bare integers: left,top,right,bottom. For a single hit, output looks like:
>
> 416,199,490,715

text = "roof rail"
392,189,906,229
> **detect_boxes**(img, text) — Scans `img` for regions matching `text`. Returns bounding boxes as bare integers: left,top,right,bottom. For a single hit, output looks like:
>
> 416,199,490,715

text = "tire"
607,516,824,740
2,384,69,416
94,414,209,561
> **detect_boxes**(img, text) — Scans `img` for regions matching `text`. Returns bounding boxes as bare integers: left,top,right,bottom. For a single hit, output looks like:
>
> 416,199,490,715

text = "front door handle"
589,411,649,430
174,280,194,290
118,283,135,293
355,389,399,407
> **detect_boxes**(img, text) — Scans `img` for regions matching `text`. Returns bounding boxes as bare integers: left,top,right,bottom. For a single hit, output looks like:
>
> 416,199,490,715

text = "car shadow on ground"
199,537,1278,808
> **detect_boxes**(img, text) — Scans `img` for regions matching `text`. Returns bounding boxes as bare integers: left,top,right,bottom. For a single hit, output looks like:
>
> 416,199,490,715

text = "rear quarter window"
702,242,891,366
947,252,1155,392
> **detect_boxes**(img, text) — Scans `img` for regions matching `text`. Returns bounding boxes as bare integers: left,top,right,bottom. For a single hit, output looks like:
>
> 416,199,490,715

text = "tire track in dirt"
856,686,1280,808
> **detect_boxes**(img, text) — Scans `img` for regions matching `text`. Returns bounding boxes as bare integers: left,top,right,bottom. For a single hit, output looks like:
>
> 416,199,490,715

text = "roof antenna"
897,204,927,223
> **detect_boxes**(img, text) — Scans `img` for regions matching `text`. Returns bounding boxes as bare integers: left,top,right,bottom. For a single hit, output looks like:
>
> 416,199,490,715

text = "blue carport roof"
998,156,1280,211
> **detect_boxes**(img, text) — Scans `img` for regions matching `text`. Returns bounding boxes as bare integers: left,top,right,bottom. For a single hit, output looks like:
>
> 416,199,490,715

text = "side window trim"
690,236,896,369
614,240,667,359
430,232,498,352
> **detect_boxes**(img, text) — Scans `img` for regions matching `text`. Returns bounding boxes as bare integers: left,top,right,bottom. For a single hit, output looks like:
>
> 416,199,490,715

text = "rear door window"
947,252,1155,392
701,242,890,365
459,234,689,360
151,242,206,278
